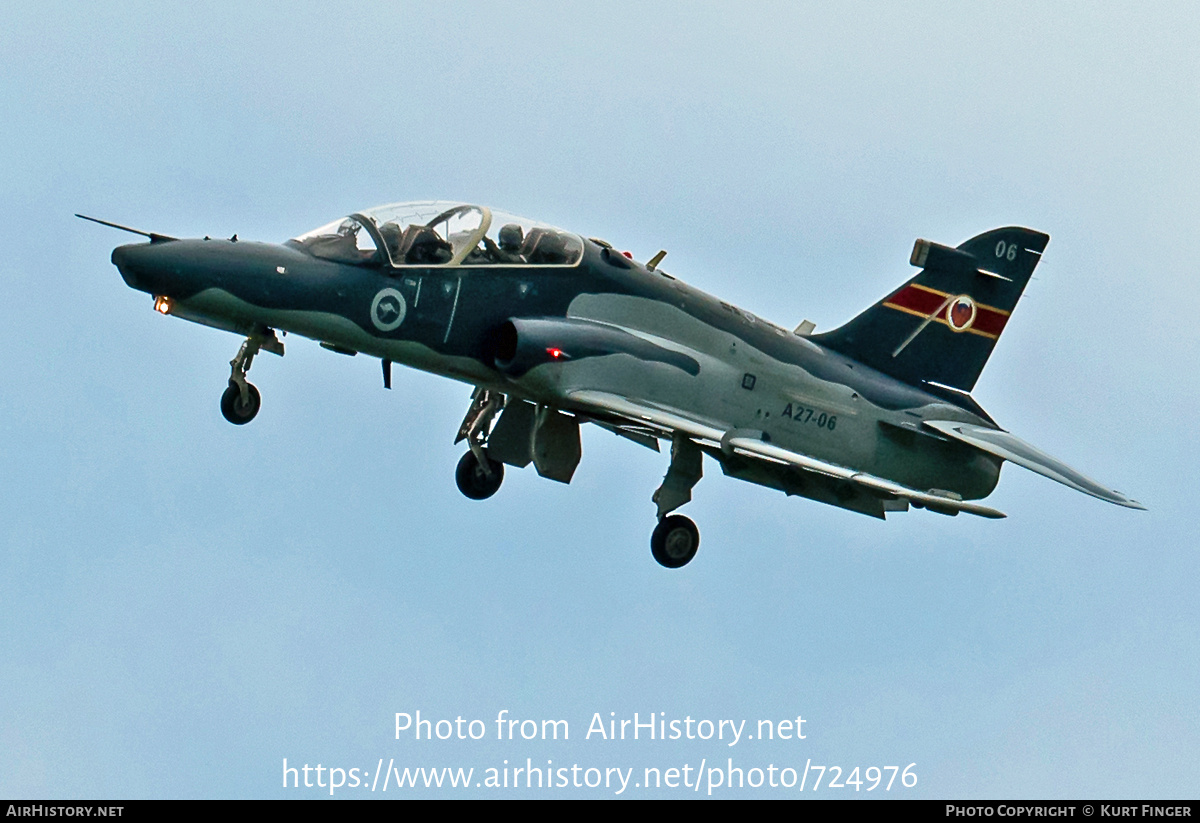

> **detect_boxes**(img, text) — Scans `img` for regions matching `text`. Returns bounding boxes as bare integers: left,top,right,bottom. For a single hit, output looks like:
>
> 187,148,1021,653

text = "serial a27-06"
81,201,1142,568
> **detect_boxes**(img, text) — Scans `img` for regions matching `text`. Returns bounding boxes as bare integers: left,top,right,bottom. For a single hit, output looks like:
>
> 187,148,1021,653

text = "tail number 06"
995,241,1018,261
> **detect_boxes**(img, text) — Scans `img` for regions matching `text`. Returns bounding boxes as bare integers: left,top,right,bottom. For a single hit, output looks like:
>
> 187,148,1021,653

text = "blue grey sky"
2,1,1196,798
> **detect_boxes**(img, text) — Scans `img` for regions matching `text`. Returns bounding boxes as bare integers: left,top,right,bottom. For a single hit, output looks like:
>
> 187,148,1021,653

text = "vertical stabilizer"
812,227,1049,392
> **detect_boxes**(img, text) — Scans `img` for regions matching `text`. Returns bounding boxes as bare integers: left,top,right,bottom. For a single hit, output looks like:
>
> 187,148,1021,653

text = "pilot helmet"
498,223,524,252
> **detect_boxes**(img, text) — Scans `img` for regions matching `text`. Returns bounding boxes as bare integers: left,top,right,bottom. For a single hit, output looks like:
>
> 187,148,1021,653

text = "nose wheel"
221,381,261,424
219,328,282,425
651,514,699,568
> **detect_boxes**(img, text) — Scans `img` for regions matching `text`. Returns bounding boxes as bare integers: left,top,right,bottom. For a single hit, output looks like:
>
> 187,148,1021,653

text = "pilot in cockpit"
405,225,453,264
477,223,527,264
377,221,404,265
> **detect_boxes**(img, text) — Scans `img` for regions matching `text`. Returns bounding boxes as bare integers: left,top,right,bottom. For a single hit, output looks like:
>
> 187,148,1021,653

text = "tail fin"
812,226,1049,393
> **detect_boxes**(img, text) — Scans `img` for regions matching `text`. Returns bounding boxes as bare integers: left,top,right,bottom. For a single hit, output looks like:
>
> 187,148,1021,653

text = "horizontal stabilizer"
923,421,1144,509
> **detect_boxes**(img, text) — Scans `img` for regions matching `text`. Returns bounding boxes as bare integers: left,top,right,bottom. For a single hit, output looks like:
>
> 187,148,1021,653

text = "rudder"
812,226,1049,393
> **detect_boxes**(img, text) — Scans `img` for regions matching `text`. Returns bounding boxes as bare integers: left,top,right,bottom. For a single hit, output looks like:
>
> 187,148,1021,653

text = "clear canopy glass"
289,201,584,268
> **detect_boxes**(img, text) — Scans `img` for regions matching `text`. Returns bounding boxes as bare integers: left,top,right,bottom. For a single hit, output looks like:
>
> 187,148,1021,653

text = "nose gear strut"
220,327,283,425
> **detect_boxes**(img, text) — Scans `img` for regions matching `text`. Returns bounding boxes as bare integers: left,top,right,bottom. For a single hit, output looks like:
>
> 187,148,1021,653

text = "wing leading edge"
922,421,1144,509
567,390,1007,519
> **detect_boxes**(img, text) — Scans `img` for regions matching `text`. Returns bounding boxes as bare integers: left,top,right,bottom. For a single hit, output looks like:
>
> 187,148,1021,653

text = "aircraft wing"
567,390,1007,519
923,420,1145,509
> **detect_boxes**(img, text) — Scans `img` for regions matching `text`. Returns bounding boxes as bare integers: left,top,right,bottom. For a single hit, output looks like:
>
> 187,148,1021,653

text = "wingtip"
1109,490,1146,510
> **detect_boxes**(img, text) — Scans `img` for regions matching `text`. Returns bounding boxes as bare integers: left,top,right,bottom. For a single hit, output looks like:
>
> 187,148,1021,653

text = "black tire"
220,381,261,425
651,514,700,568
455,450,504,500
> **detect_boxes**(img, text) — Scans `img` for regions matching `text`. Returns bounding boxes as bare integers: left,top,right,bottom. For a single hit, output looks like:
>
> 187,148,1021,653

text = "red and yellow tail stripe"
882,283,1009,340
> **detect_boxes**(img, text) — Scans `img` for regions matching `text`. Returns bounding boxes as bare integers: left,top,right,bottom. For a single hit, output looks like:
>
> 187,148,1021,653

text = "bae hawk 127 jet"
81,202,1143,568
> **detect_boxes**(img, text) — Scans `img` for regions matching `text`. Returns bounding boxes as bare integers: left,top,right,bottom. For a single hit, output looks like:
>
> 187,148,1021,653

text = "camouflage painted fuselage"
112,234,1000,518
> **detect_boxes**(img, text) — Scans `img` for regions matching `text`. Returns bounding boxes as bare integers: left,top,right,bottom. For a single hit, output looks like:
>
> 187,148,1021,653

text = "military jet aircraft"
81,201,1143,568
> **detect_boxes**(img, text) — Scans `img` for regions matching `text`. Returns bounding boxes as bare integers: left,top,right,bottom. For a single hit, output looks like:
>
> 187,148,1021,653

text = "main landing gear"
220,329,283,425
651,514,700,568
448,388,705,568
453,388,505,500
649,432,705,568
456,451,504,500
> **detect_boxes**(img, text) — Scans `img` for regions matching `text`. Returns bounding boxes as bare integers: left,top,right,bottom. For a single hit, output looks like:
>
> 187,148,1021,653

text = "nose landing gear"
220,329,283,425
221,381,261,424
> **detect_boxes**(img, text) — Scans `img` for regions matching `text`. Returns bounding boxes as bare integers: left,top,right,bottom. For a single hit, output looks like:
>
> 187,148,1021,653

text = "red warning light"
621,251,633,259
546,347,564,360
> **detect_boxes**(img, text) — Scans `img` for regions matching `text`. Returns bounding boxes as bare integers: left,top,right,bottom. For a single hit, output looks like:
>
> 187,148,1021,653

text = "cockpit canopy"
289,201,584,268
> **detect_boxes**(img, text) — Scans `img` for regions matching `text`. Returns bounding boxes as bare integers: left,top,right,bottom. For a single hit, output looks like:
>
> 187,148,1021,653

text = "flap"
567,390,1007,519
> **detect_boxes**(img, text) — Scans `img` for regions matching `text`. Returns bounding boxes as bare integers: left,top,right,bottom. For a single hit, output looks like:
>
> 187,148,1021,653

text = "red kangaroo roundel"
946,295,977,332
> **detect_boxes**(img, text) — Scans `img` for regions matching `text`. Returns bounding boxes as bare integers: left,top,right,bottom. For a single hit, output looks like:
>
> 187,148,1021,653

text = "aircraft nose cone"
111,243,146,290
